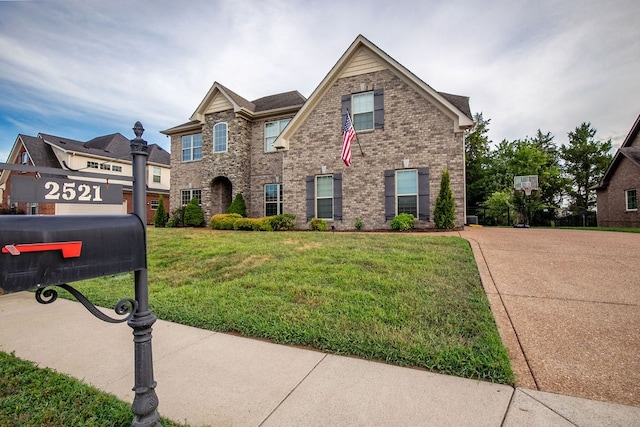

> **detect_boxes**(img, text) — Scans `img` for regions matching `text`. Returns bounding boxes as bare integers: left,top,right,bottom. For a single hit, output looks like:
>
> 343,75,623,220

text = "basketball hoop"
521,182,532,196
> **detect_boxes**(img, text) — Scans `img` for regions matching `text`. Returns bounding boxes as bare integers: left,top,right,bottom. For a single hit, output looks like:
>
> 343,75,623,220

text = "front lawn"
68,229,513,384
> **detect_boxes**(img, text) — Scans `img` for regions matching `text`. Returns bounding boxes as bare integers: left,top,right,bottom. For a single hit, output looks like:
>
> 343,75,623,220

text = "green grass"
69,229,513,385
0,351,188,427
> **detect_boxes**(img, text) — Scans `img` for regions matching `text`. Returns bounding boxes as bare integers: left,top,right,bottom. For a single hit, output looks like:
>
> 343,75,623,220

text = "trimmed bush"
269,214,296,231
390,213,415,231
227,193,247,217
167,207,184,228
183,198,205,227
210,213,242,230
434,169,456,229
153,195,167,228
309,218,328,231
233,217,273,231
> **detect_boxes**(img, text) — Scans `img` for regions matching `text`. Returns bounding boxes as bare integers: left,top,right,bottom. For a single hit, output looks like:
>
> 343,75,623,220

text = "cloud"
0,0,638,159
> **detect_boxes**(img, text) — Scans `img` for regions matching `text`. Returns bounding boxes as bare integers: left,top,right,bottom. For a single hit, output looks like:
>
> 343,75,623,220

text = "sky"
1,0,639,162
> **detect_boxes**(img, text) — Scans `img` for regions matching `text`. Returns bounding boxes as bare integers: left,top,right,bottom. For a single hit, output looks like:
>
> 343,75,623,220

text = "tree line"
465,113,612,225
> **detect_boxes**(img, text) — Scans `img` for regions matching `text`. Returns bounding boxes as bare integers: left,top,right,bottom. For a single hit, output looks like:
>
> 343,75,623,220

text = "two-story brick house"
162,35,474,229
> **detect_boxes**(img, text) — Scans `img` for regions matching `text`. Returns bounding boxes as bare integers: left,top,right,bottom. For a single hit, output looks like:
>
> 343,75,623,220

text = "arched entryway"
210,176,232,215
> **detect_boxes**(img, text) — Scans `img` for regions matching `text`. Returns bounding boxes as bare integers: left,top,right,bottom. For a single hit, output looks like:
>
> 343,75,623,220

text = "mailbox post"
128,122,160,426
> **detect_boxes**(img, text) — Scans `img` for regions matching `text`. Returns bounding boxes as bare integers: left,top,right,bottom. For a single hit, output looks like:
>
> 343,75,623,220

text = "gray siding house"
162,35,474,230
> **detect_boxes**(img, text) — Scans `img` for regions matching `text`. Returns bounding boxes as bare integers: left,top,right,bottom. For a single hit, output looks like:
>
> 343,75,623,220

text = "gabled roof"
40,132,170,165
186,82,306,124
275,34,474,150
594,114,640,190
20,134,60,168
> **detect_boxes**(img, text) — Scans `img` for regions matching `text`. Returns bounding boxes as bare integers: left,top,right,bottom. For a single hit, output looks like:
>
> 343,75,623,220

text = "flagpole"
346,109,365,156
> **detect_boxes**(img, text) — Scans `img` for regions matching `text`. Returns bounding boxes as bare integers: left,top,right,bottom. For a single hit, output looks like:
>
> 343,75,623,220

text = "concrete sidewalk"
1,292,639,426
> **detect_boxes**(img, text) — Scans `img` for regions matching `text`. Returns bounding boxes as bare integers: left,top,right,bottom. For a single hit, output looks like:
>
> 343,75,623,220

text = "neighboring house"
594,114,640,228
0,132,170,221
162,35,474,230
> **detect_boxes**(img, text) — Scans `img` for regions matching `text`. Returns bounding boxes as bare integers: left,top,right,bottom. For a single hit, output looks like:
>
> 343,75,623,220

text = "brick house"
594,114,640,228
162,35,474,230
0,132,170,221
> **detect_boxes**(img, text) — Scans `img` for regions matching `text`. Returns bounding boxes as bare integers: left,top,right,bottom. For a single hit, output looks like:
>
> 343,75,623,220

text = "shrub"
183,198,205,227
167,207,184,228
269,213,296,231
153,195,167,228
309,218,328,231
391,213,415,231
233,217,273,231
434,169,455,229
354,216,364,230
210,213,242,230
227,193,247,217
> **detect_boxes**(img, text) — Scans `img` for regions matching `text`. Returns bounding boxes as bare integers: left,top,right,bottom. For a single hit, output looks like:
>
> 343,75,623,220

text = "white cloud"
0,0,638,158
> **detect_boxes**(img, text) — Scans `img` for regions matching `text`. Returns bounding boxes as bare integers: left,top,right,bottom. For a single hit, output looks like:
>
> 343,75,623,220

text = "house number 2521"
44,181,103,202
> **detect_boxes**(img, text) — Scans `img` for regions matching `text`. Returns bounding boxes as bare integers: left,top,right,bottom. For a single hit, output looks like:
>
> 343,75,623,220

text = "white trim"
213,122,228,153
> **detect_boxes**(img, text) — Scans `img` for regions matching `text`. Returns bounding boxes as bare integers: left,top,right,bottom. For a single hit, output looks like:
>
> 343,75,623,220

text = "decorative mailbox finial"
133,121,145,139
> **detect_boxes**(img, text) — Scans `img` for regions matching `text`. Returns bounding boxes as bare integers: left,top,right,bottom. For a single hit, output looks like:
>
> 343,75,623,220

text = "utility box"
0,215,146,295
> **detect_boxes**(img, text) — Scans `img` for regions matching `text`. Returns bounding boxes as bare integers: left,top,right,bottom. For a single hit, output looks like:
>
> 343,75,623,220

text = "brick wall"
597,157,640,227
283,69,465,230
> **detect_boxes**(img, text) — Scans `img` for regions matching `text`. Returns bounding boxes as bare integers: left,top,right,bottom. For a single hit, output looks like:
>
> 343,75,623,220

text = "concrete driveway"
458,227,640,407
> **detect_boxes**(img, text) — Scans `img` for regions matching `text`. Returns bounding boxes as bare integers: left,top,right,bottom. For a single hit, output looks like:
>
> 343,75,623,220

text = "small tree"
434,169,456,229
153,195,167,228
183,198,205,227
227,193,247,217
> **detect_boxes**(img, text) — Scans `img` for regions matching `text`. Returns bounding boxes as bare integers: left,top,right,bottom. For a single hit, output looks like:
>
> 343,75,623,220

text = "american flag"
341,113,355,167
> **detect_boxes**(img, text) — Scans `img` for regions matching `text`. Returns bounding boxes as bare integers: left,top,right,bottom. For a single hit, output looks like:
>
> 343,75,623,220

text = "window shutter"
333,173,342,221
374,89,384,129
306,176,315,221
418,167,430,221
384,169,395,220
341,94,351,119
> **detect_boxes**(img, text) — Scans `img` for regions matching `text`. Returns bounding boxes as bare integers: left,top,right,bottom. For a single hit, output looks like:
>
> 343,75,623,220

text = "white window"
213,123,227,153
626,189,637,211
100,163,111,170
316,175,333,219
87,161,99,169
352,92,374,131
112,165,123,172
181,189,202,206
182,134,202,161
265,184,283,216
396,169,418,217
152,167,161,183
150,200,159,210
21,152,29,165
265,119,291,152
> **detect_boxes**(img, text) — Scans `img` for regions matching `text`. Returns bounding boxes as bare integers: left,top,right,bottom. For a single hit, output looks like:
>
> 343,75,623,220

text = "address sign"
11,175,123,205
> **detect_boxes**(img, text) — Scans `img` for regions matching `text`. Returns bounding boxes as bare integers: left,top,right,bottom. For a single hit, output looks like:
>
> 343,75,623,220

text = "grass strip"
0,351,188,427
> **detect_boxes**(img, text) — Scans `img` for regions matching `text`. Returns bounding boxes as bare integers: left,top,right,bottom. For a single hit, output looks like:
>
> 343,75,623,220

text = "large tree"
465,113,493,209
560,123,612,213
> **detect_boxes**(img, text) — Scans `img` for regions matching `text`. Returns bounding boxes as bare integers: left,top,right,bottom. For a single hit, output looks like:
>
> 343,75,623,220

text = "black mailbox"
0,215,146,295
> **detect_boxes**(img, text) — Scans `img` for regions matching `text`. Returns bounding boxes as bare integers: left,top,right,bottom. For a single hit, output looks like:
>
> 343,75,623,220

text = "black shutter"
333,173,342,221
418,167,430,221
341,94,351,119
374,89,384,129
384,169,395,220
306,176,315,222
